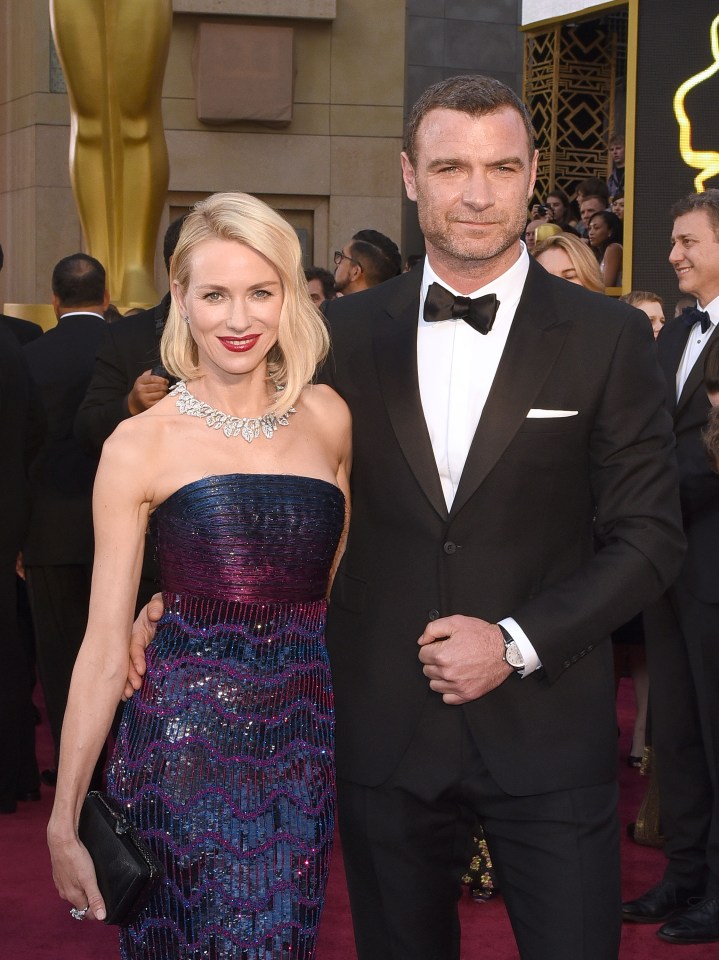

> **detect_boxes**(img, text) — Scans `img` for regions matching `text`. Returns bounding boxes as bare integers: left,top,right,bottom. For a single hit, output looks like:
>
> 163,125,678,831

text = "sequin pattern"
107,474,345,960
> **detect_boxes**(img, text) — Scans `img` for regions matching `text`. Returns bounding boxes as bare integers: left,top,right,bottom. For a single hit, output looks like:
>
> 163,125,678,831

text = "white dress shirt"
416,246,540,675
676,296,719,399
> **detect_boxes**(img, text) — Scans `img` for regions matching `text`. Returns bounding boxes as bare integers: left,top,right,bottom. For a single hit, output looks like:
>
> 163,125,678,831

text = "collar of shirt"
676,293,719,400
58,311,106,321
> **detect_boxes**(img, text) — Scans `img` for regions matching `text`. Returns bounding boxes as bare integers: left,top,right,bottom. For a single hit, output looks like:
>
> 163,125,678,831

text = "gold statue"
49,0,172,306
673,13,719,193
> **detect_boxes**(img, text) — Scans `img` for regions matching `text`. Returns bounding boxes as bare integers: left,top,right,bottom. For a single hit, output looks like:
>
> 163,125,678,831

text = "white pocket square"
526,408,579,418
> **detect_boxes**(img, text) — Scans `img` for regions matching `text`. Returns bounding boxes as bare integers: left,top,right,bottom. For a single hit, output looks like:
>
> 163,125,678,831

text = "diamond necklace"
171,380,296,443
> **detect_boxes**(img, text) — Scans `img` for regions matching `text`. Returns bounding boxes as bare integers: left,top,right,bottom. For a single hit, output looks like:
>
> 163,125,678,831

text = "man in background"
333,228,402,295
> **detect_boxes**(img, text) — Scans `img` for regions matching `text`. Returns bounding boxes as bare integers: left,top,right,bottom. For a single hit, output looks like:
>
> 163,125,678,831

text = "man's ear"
401,152,418,202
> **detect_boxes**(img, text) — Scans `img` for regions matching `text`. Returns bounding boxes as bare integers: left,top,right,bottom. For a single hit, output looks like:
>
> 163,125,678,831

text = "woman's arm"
602,243,623,287
47,425,153,921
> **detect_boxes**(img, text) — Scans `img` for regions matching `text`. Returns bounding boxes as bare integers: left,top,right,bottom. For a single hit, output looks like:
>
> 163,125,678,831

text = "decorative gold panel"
524,16,626,200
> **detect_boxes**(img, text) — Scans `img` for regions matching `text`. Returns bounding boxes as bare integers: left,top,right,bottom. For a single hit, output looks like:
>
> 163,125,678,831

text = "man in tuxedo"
74,214,187,457
0,327,44,813
126,76,684,958
622,191,719,944
319,75,684,959
23,254,108,785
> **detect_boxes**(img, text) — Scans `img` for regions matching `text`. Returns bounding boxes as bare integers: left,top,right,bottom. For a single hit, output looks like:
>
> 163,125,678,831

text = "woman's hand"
47,824,106,922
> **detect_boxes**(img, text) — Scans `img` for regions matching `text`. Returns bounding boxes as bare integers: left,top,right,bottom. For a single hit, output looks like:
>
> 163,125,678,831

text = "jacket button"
428,608,440,621
443,541,457,554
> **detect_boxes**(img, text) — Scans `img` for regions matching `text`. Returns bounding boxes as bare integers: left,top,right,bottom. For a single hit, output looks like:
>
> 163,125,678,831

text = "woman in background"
533,232,604,293
587,210,623,288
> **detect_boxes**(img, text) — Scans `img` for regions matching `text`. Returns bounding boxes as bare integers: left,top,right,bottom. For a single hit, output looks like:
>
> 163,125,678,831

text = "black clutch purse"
78,791,162,925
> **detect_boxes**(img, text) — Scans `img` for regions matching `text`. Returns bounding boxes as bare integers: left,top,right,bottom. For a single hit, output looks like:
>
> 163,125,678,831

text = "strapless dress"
106,473,345,960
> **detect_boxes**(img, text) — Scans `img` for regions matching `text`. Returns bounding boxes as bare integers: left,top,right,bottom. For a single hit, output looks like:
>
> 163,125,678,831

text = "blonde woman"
533,232,604,293
48,192,351,959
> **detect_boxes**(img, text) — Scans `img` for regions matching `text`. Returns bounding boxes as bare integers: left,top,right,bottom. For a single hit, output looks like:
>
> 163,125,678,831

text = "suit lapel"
676,324,719,416
372,271,448,520
450,261,572,518
657,317,691,413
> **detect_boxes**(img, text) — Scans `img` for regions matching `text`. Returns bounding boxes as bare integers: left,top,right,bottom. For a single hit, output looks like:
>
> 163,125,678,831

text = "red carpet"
1,679,716,958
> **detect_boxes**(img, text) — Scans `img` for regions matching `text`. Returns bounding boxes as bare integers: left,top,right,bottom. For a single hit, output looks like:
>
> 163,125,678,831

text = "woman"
587,209,623,288
533,232,604,293
621,290,665,339
47,192,352,959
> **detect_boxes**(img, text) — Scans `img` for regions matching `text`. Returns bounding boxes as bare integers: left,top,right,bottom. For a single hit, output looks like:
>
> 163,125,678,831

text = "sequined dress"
107,474,345,960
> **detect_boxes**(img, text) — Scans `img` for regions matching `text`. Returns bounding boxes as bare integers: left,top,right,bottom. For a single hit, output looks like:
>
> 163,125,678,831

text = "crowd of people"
2,71,719,960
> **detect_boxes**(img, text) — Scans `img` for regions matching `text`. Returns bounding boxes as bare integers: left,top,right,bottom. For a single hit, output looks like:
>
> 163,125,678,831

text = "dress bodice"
151,474,345,603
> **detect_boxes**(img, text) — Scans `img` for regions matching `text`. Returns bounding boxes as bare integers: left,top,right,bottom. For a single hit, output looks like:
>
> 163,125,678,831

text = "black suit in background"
0,328,44,811
74,294,168,455
0,312,43,345
74,295,170,612
23,312,107,772
644,315,719,895
321,261,685,959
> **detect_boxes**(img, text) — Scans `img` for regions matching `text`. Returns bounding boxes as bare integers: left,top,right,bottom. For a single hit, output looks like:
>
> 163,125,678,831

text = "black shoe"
622,880,700,924
657,898,719,944
40,768,57,787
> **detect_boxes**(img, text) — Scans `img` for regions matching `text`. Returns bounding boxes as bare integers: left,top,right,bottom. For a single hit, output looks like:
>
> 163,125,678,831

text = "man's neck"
426,241,523,295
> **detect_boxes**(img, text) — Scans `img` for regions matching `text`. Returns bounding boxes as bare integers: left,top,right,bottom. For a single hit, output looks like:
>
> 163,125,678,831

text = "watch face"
505,641,524,670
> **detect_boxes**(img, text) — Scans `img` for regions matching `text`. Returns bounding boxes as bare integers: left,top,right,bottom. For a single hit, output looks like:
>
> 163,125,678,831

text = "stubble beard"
418,202,526,268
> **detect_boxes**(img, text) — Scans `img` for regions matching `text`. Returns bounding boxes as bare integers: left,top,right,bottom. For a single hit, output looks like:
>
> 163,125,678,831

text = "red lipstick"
218,335,260,353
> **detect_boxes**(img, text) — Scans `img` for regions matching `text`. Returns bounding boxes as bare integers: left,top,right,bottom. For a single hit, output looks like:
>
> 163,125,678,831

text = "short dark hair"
671,189,719,239
163,214,189,272
350,229,402,286
304,266,336,300
576,178,610,203
608,132,625,147
51,253,106,306
403,74,534,166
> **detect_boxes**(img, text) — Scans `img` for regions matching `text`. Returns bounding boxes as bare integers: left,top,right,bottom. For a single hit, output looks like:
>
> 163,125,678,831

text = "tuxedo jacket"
23,313,106,566
0,327,44,561
656,315,719,603
322,260,685,796
74,295,169,456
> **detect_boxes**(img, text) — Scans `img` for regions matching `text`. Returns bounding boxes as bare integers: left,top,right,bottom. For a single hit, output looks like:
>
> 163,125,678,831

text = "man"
22,254,109,786
622,190,719,945
129,76,684,959
333,228,401,294
607,133,625,198
580,194,608,233
319,75,683,960
0,327,44,813
304,265,336,307
75,215,186,456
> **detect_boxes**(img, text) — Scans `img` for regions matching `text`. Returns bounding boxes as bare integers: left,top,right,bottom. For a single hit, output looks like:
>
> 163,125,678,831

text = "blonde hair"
162,192,329,414
534,223,562,245
533,232,604,294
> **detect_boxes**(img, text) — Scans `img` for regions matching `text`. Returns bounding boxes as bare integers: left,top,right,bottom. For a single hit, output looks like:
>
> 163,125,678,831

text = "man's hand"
417,615,512,704
127,370,170,416
122,593,165,700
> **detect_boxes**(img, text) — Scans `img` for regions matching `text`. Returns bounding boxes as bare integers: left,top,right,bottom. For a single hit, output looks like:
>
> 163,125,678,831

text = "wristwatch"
498,624,525,674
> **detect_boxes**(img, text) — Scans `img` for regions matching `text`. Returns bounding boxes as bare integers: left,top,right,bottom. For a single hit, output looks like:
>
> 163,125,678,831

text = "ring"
70,905,89,921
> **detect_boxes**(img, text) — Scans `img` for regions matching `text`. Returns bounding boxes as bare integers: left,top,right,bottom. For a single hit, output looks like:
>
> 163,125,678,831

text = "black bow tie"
681,306,712,334
423,282,500,335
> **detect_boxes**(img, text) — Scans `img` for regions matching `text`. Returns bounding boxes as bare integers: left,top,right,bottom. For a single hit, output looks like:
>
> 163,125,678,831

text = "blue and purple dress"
107,474,344,960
